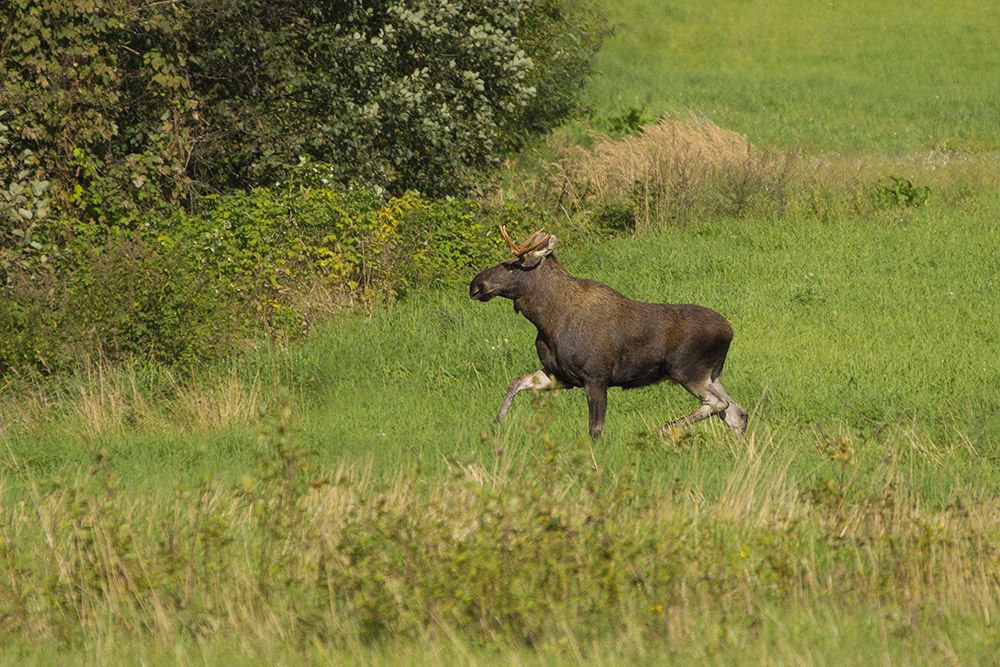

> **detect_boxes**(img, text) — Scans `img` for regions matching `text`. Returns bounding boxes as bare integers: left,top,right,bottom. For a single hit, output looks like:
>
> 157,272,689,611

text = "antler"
499,226,547,256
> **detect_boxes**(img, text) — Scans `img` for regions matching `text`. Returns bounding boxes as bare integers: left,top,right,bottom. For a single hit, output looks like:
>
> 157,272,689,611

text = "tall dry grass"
502,117,1000,235
2,414,998,660
517,116,797,231
0,363,266,442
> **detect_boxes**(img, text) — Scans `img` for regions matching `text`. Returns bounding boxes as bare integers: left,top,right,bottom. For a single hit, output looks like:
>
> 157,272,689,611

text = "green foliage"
61,235,235,366
0,297,61,376
872,176,931,208
179,173,497,308
1,0,607,209
506,0,610,149
590,106,657,135
0,179,505,375
0,111,55,286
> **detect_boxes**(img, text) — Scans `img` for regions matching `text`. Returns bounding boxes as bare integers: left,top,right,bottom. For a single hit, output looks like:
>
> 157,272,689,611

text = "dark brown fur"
470,247,748,438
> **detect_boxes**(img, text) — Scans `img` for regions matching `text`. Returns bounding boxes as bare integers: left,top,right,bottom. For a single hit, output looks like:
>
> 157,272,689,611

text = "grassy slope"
588,0,1000,152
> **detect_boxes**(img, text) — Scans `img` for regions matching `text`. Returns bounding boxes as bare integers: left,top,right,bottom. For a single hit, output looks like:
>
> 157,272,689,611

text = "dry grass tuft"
529,116,797,231
165,367,264,433
0,363,266,442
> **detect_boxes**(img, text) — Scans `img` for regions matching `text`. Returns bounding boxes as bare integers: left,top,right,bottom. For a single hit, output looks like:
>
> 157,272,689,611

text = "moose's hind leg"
495,370,554,424
585,382,608,439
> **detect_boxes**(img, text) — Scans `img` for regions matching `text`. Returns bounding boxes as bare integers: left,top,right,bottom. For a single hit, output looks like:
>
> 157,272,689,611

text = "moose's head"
469,226,558,302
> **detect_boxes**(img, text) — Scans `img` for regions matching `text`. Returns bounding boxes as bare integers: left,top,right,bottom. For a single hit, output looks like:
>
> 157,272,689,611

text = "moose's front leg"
585,383,608,438
495,370,554,424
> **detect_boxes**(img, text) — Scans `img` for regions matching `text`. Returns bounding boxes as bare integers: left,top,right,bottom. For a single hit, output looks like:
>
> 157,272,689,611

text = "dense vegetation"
0,173,533,375
2,0,1000,663
1,0,602,377
1,0,605,202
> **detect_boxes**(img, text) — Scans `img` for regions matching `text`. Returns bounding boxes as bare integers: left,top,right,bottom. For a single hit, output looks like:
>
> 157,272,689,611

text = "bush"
0,178,519,375
173,172,499,309
0,296,61,377
1,0,607,209
60,235,235,366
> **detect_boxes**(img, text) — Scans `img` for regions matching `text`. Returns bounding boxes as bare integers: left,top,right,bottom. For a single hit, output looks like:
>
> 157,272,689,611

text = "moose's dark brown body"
469,229,748,438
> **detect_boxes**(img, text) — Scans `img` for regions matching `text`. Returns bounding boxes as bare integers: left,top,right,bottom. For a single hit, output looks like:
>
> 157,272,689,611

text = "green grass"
4,191,998,496
587,0,1000,152
5,188,999,662
4,0,1000,661
310,193,1000,501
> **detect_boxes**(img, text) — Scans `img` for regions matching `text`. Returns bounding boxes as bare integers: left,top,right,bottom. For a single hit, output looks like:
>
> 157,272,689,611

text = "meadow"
3,0,1000,663
587,0,1000,153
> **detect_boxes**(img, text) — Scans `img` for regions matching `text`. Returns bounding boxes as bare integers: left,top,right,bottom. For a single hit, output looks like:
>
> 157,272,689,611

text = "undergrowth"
0,171,550,377
1,406,998,661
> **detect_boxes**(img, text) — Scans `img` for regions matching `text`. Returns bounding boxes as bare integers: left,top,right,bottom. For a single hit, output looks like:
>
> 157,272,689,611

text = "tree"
0,0,606,211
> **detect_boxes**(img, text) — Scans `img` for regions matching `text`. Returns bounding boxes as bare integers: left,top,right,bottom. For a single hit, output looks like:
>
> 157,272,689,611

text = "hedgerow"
0,172,541,376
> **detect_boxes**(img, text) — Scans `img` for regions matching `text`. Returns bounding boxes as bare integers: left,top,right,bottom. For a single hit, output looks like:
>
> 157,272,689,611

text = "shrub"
173,175,498,310
60,235,235,366
871,176,931,208
0,296,61,377
1,0,607,209
0,177,516,375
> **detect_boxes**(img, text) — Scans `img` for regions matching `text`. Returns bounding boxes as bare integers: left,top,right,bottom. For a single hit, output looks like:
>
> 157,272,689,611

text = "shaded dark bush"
1,0,607,210
60,235,235,366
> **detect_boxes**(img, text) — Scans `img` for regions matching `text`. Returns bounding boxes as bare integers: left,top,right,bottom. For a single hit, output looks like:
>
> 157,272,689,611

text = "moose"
469,227,748,438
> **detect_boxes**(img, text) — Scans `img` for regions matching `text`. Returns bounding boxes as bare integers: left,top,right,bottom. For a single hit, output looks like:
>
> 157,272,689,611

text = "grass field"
4,0,1000,662
6,195,997,487
587,0,1000,152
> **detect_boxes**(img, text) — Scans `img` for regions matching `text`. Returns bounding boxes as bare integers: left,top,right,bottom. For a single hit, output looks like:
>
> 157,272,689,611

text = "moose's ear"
521,234,557,269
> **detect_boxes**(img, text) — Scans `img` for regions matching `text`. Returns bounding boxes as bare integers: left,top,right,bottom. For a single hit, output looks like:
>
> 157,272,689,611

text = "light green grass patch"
588,0,1000,152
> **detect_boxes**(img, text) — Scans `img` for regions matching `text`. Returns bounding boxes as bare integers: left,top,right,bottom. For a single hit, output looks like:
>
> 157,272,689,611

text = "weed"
872,176,932,208
590,106,658,136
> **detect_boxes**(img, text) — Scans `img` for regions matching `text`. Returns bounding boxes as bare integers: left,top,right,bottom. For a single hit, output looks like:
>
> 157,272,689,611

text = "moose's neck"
512,254,581,336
